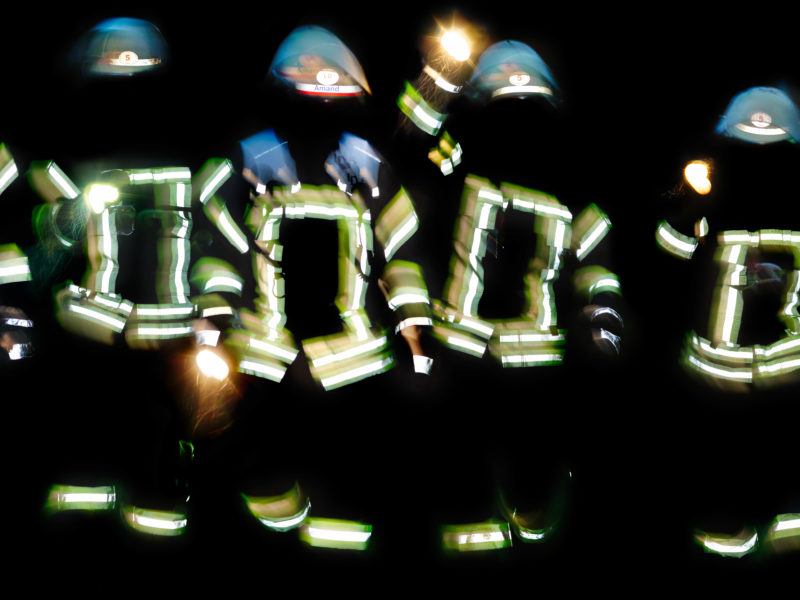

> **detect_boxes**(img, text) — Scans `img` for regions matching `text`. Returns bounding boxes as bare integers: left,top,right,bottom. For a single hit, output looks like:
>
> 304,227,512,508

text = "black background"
3,1,799,589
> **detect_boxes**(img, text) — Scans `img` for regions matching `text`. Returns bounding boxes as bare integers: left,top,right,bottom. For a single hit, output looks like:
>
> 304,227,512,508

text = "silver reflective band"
734,123,787,136
699,531,758,556
491,85,553,98
295,83,363,96
423,64,463,93
104,57,161,66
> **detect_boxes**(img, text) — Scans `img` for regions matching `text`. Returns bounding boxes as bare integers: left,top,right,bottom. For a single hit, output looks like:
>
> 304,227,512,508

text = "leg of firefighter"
42,333,131,566
493,366,573,564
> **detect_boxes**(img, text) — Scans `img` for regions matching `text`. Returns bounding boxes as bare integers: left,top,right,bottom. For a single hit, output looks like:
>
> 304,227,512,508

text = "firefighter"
395,35,623,558
194,23,432,557
653,86,800,559
36,17,200,540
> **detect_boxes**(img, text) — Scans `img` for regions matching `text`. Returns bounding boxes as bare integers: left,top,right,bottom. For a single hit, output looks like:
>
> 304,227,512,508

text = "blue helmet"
467,40,557,103
717,87,800,144
269,26,371,98
82,17,167,76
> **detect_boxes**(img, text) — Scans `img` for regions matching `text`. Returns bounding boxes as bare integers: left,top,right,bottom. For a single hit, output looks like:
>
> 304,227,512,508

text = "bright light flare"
441,30,470,61
196,348,229,380
85,183,120,214
684,160,711,195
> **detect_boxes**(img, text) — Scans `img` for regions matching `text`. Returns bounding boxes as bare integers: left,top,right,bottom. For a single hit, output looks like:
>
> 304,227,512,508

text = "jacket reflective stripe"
0,244,30,284
0,144,18,195
397,82,445,136
656,220,698,260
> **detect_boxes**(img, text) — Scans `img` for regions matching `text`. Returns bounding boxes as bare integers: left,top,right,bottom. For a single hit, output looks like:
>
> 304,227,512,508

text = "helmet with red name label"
269,26,371,99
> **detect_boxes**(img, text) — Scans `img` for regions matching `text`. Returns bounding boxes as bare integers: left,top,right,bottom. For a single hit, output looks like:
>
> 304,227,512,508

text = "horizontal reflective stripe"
734,123,787,136
295,83,363,96
133,306,195,317
124,507,187,534
442,522,512,551
319,356,394,389
132,326,194,337
201,306,234,318
500,353,563,365
0,262,31,281
300,518,372,550
395,316,434,332
686,355,752,381
307,526,371,543
445,336,486,356
248,337,299,362
1,318,33,327
68,303,127,331
238,359,287,381
103,57,161,66
387,293,430,310
48,485,116,510
203,276,243,292
700,532,758,555
492,85,553,98
772,517,800,532
310,336,388,368
497,333,565,343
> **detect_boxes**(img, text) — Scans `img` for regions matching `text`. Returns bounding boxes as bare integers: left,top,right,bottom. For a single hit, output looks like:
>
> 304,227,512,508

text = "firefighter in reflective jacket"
395,37,623,552
195,24,431,549
653,86,800,557
36,18,204,536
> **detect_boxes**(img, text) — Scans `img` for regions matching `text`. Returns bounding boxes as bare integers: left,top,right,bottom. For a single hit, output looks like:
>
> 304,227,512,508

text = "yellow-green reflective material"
573,204,612,261
191,257,243,295
684,229,800,387
28,161,81,203
382,260,431,321
55,285,132,344
46,484,116,511
695,216,709,238
242,484,310,532
442,521,512,551
299,517,372,550
397,81,445,136
428,131,462,176
656,220,698,260
0,244,31,284
122,505,187,536
694,528,758,557
241,183,401,388
194,159,249,254
766,514,800,552
508,511,556,543
375,188,418,262
438,176,593,367
0,144,19,195
574,266,621,302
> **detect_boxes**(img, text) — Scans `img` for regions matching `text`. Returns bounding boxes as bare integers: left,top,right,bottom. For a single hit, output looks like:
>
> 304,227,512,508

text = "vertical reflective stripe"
710,242,747,345
0,144,18,195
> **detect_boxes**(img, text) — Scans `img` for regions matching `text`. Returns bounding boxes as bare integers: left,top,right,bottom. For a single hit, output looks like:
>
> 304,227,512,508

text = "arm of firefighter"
571,203,623,356
374,182,434,374
28,160,86,250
